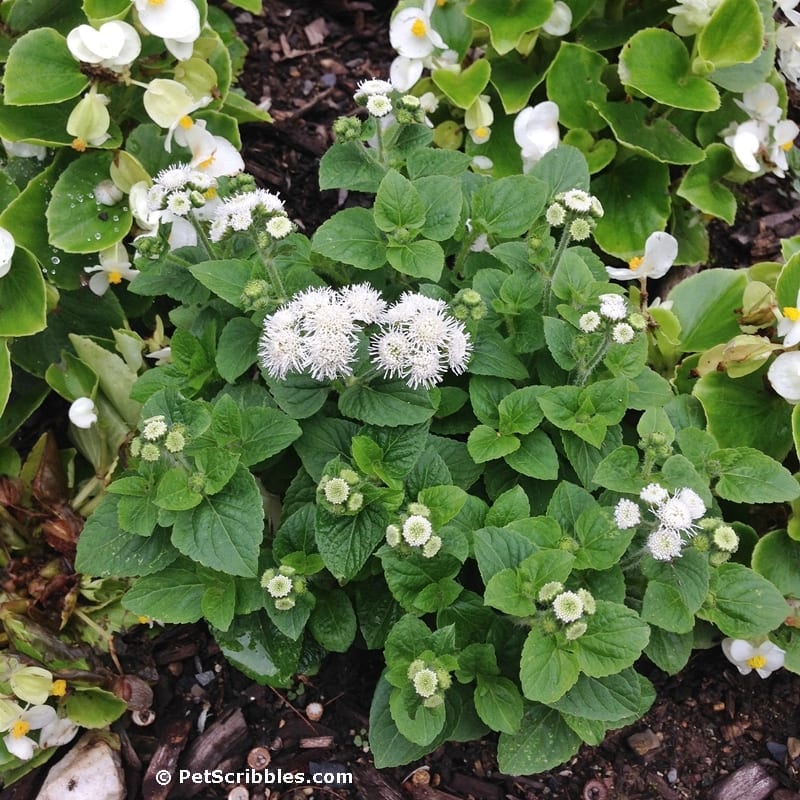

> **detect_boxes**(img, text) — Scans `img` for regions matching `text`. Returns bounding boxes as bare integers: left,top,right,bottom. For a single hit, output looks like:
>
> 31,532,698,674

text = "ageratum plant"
64,80,800,776
383,0,800,264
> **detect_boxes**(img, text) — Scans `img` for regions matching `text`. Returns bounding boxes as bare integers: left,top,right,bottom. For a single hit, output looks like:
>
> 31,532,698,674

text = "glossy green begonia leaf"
677,144,737,224
3,28,88,105
465,0,554,54
0,246,46,337
546,43,608,132
697,0,763,70
619,28,720,112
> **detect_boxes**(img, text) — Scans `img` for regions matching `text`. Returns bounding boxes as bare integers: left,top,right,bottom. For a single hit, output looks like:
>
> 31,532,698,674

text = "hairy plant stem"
574,333,612,386
254,236,287,304
188,212,215,260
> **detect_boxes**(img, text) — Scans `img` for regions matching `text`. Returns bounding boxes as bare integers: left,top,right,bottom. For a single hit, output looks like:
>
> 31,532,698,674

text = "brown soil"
3,2,800,800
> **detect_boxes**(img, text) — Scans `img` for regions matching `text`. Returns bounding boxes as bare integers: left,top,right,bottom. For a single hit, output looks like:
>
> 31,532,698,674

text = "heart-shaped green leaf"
432,59,491,110
466,0,555,54
698,0,763,70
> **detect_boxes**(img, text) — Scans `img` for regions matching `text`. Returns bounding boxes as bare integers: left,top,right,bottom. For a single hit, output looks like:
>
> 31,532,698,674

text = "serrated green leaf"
122,562,206,623
574,601,650,677
475,675,523,734
520,628,580,703
309,588,357,652
315,502,388,581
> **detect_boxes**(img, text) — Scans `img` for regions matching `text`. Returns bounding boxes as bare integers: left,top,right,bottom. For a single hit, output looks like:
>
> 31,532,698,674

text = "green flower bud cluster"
134,234,167,260
695,517,739,563
129,416,187,462
332,116,363,142
225,173,257,195
240,278,272,312
638,431,673,463
394,94,425,125
385,502,442,558
317,467,364,516
536,584,596,640
407,656,453,708
452,287,487,322
260,565,306,611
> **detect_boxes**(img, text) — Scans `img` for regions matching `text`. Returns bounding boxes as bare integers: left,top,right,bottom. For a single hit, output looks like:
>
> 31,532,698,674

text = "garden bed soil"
3,1,800,798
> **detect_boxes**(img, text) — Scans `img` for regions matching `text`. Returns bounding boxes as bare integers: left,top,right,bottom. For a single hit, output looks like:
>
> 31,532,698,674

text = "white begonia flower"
38,716,79,750
173,118,244,177
0,702,57,761
667,0,722,36
0,228,15,279
543,1,573,35
1,138,46,160
68,397,98,429
66,21,141,71
606,231,679,281
465,95,493,145
390,0,446,60
134,0,201,61
142,79,211,151
725,119,767,173
777,25,800,86
735,83,782,125
390,56,425,93
514,101,560,172
66,87,111,151
777,289,800,347
769,118,799,177
776,0,800,26
721,638,785,678
84,242,139,296
768,351,800,403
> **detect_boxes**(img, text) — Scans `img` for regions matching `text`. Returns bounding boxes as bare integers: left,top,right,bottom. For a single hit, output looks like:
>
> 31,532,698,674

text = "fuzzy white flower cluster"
259,286,471,389
578,292,644,345
354,79,395,118
260,565,306,611
546,188,604,243
407,658,452,708
723,84,799,178
614,483,707,561
209,188,291,242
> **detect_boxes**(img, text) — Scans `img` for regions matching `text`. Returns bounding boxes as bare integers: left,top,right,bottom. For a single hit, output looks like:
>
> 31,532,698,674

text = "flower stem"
254,236,287,304
188,212,215,260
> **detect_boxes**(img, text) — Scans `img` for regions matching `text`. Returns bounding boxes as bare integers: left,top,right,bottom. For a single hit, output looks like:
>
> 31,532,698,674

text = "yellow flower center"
178,116,193,130
437,0,447,5
411,18,427,37
71,138,87,152
781,140,794,152
198,154,216,170
746,654,767,669
148,0,166,5
108,270,123,284
11,720,30,739
474,126,489,139
138,615,151,624
784,306,800,321
203,187,217,200
51,679,67,697
628,255,644,270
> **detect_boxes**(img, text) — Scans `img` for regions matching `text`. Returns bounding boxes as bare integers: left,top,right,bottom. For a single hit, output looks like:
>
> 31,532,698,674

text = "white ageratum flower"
640,483,669,505
606,231,679,281
66,87,111,151
173,118,244,177
721,638,785,678
142,79,211,151
667,0,722,36
68,397,98,429
266,574,293,599
412,668,439,698
777,289,800,347
552,591,584,623
613,499,641,529
514,101,560,172
66,21,141,71
390,0,446,59
0,701,56,761
768,351,800,403
134,0,201,61
646,527,683,561
84,242,139,296
598,293,627,321
354,79,394,100
578,311,601,333
402,515,433,546
542,1,572,35
0,228,15,279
